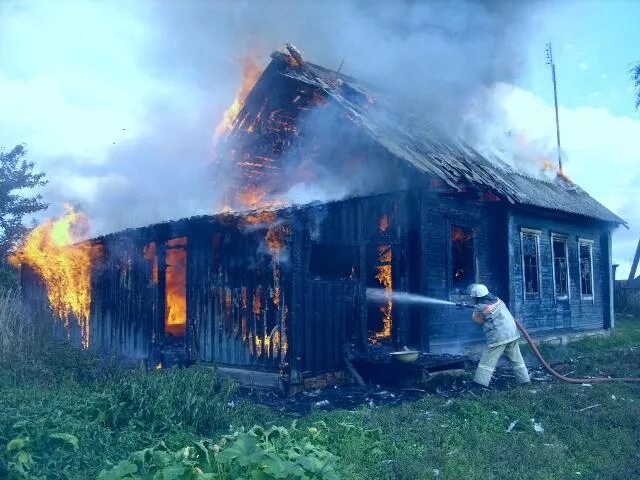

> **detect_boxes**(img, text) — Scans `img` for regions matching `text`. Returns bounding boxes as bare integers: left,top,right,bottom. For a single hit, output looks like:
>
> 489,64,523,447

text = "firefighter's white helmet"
468,283,489,298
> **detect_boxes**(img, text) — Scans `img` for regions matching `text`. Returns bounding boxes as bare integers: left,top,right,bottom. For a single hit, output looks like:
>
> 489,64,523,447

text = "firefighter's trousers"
473,340,530,387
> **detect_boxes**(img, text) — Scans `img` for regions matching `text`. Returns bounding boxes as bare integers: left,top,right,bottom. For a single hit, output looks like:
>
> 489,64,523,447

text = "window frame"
578,238,595,301
520,228,542,300
308,243,360,282
550,233,570,301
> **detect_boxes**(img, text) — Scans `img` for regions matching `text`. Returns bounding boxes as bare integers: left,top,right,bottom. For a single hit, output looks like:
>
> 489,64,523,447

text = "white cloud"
0,74,146,164
0,0,223,235
579,62,589,71
0,2,160,168
494,84,640,279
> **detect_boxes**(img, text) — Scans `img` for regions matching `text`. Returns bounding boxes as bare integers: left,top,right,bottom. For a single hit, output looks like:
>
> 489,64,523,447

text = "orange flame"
379,214,389,233
9,205,98,348
245,211,276,226
253,286,262,315
451,226,472,243
541,159,554,171
165,237,187,336
143,242,158,283
374,244,393,339
255,335,263,357
214,57,263,141
280,305,289,358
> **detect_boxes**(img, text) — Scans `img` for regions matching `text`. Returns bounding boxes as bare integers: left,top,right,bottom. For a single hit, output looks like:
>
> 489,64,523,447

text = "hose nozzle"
455,302,474,309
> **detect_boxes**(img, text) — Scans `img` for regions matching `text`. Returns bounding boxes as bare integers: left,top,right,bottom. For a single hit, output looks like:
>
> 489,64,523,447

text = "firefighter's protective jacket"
473,296,520,348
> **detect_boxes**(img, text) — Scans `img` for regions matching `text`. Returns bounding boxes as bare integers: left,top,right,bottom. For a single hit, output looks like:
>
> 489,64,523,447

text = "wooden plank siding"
508,208,612,333
19,186,617,385
420,190,508,352
89,238,155,359
188,222,289,372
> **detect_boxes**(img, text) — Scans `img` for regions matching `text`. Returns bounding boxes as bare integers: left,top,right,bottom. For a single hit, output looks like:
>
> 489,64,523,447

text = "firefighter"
468,283,530,387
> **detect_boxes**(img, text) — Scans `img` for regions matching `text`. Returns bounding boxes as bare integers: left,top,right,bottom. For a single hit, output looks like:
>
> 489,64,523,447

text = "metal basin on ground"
389,350,420,363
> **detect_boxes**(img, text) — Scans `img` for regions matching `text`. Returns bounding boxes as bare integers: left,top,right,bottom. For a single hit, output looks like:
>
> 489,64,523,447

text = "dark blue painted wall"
419,191,508,351
508,208,613,334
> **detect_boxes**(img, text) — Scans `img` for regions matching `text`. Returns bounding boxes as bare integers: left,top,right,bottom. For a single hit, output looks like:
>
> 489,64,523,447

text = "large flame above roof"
214,56,263,141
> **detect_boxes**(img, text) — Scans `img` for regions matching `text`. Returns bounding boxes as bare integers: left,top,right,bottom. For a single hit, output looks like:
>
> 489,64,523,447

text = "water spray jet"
365,288,640,384
365,288,473,309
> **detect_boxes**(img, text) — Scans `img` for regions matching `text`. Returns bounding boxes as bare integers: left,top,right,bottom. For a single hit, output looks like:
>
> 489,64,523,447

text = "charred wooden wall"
19,264,70,342
87,216,294,371
187,218,290,372
287,190,419,385
90,237,156,359
419,190,508,352
19,186,615,381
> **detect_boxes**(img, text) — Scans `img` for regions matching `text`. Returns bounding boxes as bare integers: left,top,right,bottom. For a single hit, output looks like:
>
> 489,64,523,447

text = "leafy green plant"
1,429,79,480
98,424,340,480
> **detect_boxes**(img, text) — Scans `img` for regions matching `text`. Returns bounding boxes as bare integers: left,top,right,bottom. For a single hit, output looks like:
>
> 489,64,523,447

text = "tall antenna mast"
545,43,563,174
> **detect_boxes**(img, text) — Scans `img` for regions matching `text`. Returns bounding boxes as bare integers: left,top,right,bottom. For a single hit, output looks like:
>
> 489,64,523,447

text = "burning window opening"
379,214,390,233
522,232,541,296
367,243,393,342
451,225,475,292
165,237,187,337
143,241,159,284
9,206,99,349
552,236,569,298
308,244,359,281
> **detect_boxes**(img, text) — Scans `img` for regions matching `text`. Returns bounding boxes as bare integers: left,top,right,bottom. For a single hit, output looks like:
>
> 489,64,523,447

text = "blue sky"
523,0,639,117
0,0,638,278
501,0,640,279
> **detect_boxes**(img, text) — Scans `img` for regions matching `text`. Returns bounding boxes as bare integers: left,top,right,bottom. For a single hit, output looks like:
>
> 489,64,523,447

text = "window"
309,244,359,281
451,225,475,290
521,230,541,297
165,237,187,337
552,235,569,299
578,240,594,298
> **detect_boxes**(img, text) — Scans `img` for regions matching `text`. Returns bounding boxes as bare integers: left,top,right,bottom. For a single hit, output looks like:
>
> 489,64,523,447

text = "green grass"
1,316,639,479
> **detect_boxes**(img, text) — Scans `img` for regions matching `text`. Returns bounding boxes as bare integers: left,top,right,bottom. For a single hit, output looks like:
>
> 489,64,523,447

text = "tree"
0,144,48,260
633,61,640,110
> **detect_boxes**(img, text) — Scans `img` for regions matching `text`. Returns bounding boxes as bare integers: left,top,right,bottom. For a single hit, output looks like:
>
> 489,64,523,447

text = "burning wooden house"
18,47,624,390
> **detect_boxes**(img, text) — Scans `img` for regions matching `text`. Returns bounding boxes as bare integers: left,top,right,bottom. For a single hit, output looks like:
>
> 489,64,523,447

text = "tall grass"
0,285,53,388
0,287,53,360
0,288,33,357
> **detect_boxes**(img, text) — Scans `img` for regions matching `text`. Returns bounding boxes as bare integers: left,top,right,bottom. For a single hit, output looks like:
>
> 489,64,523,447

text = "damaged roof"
270,51,625,225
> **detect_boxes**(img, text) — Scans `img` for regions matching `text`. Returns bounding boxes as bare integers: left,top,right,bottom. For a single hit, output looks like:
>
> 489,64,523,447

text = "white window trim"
521,229,542,300
551,234,570,301
578,238,595,302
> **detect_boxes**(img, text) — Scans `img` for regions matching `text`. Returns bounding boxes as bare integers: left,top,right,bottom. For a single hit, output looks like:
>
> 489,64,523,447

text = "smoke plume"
21,0,548,236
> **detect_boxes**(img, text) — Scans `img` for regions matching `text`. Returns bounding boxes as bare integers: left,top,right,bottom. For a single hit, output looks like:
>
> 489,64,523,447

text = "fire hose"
455,302,640,383
513,317,640,384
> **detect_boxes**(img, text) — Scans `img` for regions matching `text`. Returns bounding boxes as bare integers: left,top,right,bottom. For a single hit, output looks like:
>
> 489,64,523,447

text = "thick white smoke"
6,0,550,236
